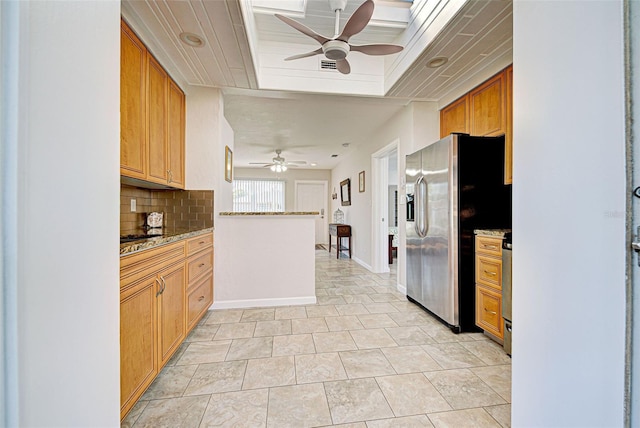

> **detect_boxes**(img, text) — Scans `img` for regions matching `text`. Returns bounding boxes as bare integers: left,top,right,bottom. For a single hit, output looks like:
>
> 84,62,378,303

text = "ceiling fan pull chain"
334,9,341,38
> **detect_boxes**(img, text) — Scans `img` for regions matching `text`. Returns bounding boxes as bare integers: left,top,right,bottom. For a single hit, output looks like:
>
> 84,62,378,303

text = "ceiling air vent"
320,59,337,71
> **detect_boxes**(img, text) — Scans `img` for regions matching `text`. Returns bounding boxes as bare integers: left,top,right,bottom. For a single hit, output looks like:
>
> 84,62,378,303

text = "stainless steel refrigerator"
405,134,511,332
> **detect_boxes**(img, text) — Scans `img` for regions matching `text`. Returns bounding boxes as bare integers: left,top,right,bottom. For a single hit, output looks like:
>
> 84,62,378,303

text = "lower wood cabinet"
120,232,213,420
474,234,504,340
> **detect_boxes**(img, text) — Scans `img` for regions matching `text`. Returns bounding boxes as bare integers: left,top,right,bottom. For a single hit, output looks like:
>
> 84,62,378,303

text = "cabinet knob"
198,296,205,302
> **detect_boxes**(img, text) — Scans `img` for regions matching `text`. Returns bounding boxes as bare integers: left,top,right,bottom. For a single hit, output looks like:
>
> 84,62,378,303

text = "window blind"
233,179,285,212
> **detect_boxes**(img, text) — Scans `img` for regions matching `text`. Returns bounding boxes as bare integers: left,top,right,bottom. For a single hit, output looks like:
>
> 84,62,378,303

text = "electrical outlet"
130,199,136,212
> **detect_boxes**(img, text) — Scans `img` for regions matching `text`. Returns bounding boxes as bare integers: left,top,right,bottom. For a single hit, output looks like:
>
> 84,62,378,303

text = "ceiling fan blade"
285,48,323,61
286,161,307,165
350,44,404,56
337,0,374,42
249,162,271,165
274,14,330,45
336,58,351,74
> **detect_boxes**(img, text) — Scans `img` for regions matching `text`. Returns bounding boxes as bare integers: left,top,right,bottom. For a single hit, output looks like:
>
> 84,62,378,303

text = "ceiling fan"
249,149,307,172
275,0,404,75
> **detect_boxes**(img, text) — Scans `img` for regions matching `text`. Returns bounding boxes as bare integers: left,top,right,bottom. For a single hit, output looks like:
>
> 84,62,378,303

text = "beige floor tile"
176,340,231,365
121,399,148,428
422,342,486,369
461,341,512,365
484,404,511,428
381,346,442,374
214,322,256,340
267,383,333,427
342,294,375,304
339,349,395,379
164,342,189,367
364,303,399,314
425,369,507,409
385,326,435,346
366,414,434,427
313,331,358,353
427,408,502,428
295,352,348,384
254,320,292,337
357,314,398,329
183,360,247,395
429,329,481,344
184,324,219,342
318,295,348,305
141,365,197,400
225,337,273,361
206,309,243,324
376,373,451,416
369,293,401,302
324,378,394,424
388,311,432,326
335,303,370,315
241,308,275,322
306,305,340,318
200,389,268,428
292,317,329,334
275,306,307,320
132,396,209,428
242,356,296,390
349,328,398,349
471,365,512,402
272,333,316,356
325,315,365,332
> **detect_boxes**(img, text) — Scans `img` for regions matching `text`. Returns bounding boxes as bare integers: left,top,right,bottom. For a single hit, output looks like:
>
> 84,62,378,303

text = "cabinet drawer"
187,274,213,330
187,249,213,284
476,255,502,289
120,240,185,290
475,236,503,257
187,232,213,256
476,285,503,339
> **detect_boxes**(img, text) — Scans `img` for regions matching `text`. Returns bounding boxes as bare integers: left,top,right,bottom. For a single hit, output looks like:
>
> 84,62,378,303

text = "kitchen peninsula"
214,212,319,309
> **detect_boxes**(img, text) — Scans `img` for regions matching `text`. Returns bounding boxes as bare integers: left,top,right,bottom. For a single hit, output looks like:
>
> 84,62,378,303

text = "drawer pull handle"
198,295,205,301
484,308,497,315
198,263,205,268
483,270,497,276
199,241,205,244
483,245,498,250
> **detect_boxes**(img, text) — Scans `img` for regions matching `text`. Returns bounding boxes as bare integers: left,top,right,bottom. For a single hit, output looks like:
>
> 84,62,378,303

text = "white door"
295,181,328,245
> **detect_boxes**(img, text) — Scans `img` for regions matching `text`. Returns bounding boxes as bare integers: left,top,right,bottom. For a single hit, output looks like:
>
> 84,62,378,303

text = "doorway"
295,180,328,245
371,140,399,276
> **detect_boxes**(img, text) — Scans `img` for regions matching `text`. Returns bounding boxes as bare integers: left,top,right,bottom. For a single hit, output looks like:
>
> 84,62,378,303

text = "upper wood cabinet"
440,65,513,184
120,19,185,189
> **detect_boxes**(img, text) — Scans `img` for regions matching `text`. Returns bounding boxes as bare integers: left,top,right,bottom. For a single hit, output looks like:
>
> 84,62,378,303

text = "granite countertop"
474,229,511,237
218,211,319,216
120,227,213,256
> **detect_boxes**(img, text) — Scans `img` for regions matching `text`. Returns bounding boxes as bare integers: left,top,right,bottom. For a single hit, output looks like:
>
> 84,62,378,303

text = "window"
233,179,285,212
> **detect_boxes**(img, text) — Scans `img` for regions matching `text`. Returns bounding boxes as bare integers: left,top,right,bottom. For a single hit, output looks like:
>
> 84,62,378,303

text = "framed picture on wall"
225,146,233,183
359,171,365,192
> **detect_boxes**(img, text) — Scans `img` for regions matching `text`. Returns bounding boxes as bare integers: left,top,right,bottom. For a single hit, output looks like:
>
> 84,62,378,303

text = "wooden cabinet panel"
470,72,506,137
147,55,168,184
120,277,157,418
187,249,213,284
157,262,186,366
505,65,513,184
187,274,214,331
476,255,502,289
187,233,214,256
120,21,147,179
475,236,503,258
476,285,503,338
440,95,469,137
167,81,185,188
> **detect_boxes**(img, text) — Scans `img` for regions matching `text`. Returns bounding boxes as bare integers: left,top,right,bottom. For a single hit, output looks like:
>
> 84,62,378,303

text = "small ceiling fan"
275,0,404,75
249,149,307,172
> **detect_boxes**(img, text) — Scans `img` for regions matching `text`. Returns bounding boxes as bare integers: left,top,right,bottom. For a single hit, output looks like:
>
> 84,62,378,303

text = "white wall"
14,1,121,425
512,2,625,426
234,167,331,211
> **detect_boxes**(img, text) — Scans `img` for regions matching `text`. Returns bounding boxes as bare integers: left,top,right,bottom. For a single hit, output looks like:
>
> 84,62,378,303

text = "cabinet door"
476,285,503,339
167,81,185,188
470,72,506,137
120,277,157,418
157,261,186,366
505,65,513,184
147,55,168,185
440,95,469,138
120,21,147,179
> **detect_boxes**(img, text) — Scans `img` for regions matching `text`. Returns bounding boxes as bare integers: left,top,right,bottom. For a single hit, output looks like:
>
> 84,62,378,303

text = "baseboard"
210,296,317,310
353,256,372,271
396,283,407,295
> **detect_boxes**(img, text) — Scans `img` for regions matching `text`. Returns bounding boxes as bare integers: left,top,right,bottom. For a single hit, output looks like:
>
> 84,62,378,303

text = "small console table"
329,223,352,259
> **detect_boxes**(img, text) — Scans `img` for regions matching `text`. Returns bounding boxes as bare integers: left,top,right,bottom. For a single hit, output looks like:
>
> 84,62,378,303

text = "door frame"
371,140,399,274
294,180,328,245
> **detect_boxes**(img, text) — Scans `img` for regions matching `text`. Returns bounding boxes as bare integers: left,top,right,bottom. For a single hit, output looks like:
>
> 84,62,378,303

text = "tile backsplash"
120,185,214,234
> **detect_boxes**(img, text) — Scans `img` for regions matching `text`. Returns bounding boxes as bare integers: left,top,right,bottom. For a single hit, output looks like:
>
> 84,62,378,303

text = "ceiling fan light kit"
274,0,404,75
249,149,306,172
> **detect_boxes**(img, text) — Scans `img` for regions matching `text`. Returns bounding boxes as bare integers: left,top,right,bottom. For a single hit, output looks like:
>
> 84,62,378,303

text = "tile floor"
122,249,511,428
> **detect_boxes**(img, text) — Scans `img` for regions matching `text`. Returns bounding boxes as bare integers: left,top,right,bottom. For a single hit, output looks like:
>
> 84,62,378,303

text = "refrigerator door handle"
415,176,428,238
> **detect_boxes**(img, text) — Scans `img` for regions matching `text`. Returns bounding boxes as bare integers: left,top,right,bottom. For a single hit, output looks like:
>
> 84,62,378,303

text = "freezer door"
405,150,422,302
421,136,457,325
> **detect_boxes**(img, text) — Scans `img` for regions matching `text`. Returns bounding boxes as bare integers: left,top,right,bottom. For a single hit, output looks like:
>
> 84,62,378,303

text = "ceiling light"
179,32,205,48
426,56,448,68
310,162,317,166
342,143,350,148
270,164,287,172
